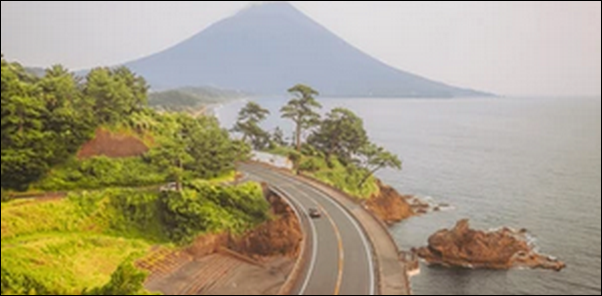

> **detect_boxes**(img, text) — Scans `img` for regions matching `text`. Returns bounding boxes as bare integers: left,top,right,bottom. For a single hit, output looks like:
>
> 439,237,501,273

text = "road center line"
243,169,320,296
275,183,345,295
270,186,318,296
318,204,345,295
248,166,376,296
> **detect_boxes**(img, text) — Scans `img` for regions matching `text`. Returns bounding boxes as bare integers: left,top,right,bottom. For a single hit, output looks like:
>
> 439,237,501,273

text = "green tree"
184,116,240,178
148,134,192,192
150,115,241,186
126,110,159,134
272,127,288,147
38,65,95,165
1,60,52,190
112,67,149,114
84,67,148,125
85,68,125,124
308,108,369,163
232,102,271,150
356,143,402,188
231,139,253,162
281,84,322,152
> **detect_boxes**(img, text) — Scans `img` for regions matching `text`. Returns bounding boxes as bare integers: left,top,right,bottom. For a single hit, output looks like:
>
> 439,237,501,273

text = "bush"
1,267,57,295
298,157,327,173
84,258,149,296
160,181,270,244
34,157,167,191
264,146,295,158
301,156,380,199
0,190,11,203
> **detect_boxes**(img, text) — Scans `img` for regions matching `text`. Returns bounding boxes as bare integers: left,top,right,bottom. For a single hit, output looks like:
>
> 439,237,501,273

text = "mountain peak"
236,1,306,21
244,1,296,11
125,3,489,97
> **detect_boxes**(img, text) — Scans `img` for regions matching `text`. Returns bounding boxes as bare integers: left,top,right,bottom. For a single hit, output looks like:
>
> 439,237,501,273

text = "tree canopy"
281,84,322,151
2,59,56,190
308,108,369,163
85,67,148,125
232,101,271,150
356,143,402,188
1,57,246,192
272,127,288,147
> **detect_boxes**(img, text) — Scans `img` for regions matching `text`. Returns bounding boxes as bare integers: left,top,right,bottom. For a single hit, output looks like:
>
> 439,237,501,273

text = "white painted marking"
255,168,377,296
275,186,319,296
244,168,319,296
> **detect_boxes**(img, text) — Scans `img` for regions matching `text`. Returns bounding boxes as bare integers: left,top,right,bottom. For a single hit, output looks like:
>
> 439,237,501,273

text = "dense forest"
1,57,268,295
1,56,246,194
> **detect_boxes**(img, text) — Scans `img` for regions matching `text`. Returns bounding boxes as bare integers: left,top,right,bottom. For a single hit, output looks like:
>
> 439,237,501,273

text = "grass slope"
265,146,380,199
1,181,267,295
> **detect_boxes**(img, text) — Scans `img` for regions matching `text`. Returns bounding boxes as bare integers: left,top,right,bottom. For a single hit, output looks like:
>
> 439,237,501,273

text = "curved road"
240,163,376,296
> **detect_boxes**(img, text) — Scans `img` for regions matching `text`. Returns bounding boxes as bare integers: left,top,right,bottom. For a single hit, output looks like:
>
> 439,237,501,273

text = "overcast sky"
1,1,600,96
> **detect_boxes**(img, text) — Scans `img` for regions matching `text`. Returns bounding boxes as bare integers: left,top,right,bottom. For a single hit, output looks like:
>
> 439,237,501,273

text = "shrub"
84,258,149,296
34,157,167,192
298,157,327,173
302,156,380,199
160,181,270,244
1,266,58,295
0,190,11,203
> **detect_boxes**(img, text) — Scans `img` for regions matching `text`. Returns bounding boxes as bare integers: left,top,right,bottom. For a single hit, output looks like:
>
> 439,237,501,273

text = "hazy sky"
1,1,600,96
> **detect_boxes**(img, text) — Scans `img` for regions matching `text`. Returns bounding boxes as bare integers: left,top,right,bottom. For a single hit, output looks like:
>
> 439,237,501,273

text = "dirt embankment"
415,219,566,271
78,129,151,159
138,186,303,279
228,187,303,260
364,181,416,225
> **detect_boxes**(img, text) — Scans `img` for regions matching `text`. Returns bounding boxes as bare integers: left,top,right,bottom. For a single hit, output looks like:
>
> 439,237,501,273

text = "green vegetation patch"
161,181,270,243
33,157,167,192
2,234,150,295
231,85,401,201
1,181,270,295
149,87,246,112
299,156,380,200
0,192,157,295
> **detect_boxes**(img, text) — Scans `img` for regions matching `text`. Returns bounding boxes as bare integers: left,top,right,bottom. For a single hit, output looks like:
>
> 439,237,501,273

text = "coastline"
244,159,414,295
294,174,414,295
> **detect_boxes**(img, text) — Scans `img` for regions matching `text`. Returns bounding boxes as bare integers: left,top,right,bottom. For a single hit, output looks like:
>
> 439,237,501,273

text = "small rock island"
415,220,566,271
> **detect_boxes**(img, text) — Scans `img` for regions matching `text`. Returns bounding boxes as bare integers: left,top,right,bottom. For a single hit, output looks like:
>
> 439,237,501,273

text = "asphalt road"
240,163,376,296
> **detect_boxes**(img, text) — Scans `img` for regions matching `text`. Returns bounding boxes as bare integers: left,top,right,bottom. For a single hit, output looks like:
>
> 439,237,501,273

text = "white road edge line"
302,184,376,296
284,186,345,295
244,168,318,296
257,168,376,296
275,186,319,296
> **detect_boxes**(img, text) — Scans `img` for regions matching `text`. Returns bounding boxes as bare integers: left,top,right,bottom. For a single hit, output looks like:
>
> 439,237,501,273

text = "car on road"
308,208,322,219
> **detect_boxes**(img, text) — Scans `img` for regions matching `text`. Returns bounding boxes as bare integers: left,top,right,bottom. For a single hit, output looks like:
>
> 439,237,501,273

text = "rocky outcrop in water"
364,181,440,225
365,181,415,225
415,220,566,271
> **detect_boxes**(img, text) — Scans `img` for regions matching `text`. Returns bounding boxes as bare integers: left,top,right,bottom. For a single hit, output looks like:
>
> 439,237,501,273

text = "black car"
309,208,322,219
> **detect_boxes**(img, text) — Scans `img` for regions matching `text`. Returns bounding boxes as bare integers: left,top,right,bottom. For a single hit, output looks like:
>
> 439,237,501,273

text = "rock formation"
416,220,566,271
228,187,303,260
365,181,415,225
364,181,437,225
